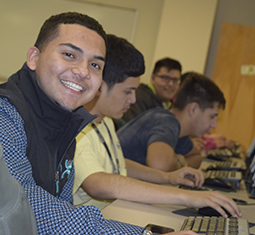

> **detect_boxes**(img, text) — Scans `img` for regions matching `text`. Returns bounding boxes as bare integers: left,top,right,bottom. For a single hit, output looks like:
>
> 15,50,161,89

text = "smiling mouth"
60,80,84,92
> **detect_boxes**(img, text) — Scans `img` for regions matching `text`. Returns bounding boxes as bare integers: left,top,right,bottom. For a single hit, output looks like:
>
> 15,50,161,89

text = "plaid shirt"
0,97,143,235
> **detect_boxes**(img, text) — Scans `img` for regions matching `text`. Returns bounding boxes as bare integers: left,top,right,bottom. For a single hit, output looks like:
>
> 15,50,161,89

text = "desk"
102,187,255,234
102,159,255,233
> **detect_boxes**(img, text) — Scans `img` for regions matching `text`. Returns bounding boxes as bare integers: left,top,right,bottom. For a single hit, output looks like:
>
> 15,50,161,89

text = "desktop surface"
102,199,187,230
102,196,255,234
101,160,255,234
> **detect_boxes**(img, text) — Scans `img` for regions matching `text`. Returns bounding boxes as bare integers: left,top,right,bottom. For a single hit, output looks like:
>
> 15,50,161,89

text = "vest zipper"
55,171,59,198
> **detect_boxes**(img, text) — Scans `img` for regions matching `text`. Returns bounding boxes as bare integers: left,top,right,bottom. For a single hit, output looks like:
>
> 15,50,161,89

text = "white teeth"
61,80,83,92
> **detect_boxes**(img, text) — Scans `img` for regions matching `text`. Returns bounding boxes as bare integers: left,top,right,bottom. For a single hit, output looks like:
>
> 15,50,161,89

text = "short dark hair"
103,34,145,90
152,57,182,74
34,12,107,51
174,72,226,111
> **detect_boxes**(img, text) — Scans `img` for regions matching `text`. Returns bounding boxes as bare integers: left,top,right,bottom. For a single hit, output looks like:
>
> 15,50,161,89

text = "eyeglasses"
155,74,181,85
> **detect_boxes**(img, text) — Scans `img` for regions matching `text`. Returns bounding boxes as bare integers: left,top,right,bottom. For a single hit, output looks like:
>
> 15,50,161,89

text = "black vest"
0,64,95,197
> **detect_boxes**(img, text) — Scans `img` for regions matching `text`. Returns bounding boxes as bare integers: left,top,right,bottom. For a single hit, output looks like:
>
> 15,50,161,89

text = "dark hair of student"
103,34,145,90
152,57,182,74
174,72,226,111
34,12,107,51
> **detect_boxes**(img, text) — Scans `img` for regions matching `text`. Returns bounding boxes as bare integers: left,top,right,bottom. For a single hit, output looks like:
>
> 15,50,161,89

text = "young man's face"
26,24,106,110
151,67,181,102
191,102,220,137
97,76,140,119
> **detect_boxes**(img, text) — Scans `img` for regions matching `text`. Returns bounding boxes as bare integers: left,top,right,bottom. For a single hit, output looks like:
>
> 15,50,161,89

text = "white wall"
0,0,220,84
0,0,164,83
152,0,218,76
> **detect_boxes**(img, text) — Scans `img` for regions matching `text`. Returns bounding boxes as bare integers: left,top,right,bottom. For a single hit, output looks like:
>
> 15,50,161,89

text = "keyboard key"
180,216,250,235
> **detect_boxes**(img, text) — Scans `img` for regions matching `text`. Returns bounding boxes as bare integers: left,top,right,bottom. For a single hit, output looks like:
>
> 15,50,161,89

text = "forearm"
125,159,170,184
112,181,242,219
82,171,187,205
116,179,186,205
81,171,242,218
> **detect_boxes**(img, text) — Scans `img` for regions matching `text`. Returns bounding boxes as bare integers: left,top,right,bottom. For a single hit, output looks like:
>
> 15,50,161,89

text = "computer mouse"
198,206,232,217
204,177,233,190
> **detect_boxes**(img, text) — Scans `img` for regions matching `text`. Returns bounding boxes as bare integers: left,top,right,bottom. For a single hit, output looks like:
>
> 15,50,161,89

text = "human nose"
71,62,90,79
211,118,217,129
129,91,136,104
167,79,177,86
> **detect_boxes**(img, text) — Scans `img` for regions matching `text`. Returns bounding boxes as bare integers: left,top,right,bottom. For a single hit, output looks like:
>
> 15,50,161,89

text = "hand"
214,138,234,149
182,190,242,218
163,231,198,235
192,138,206,152
204,133,234,149
192,138,206,157
167,167,204,188
224,139,234,149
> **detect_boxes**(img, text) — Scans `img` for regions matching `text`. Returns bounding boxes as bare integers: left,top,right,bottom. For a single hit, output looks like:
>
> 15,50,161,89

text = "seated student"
122,57,182,123
114,58,204,166
180,72,235,152
0,11,160,235
117,72,226,172
73,34,241,219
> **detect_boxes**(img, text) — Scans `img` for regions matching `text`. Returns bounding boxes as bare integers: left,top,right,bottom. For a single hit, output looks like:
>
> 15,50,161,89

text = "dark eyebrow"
125,87,137,90
60,43,83,53
94,55,105,62
59,43,105,62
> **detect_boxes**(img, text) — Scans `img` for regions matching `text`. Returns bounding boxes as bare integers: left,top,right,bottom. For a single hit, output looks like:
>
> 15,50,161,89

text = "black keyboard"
214,161,246,171
207,148,236,160
206,143,245,161
205,170,242,183
205,161,246,172
180,216,250,235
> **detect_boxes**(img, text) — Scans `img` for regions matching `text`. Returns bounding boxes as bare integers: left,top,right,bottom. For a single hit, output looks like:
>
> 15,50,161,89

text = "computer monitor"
243,137,255,197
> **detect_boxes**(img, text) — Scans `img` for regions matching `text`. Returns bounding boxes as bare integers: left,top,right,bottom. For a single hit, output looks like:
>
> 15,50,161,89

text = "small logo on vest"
61,160,73,179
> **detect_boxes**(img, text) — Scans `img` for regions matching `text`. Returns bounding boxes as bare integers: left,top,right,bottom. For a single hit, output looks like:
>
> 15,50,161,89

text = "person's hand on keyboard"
181,190,242,218
167,166,204,188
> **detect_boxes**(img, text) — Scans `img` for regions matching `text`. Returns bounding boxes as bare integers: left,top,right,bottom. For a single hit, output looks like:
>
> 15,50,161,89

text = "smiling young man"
73,35,242,221
0,12,165,235
118,72,226,172
120,57,182,125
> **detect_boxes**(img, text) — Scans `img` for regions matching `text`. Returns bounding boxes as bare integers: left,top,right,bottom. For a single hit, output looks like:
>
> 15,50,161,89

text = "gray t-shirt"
117,108,193,165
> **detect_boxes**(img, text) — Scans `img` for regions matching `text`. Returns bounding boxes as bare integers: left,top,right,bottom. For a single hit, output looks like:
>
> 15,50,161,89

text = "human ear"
26,46,40,70
188,102,199,117
95,87,102,97
97,81,109,97
151,74,156,84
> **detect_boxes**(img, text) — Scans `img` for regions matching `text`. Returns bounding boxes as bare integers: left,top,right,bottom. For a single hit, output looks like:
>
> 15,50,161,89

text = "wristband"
177,158,184,167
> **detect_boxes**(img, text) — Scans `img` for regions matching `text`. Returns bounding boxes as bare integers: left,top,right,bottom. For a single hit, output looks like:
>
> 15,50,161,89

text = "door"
212,22,255,150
